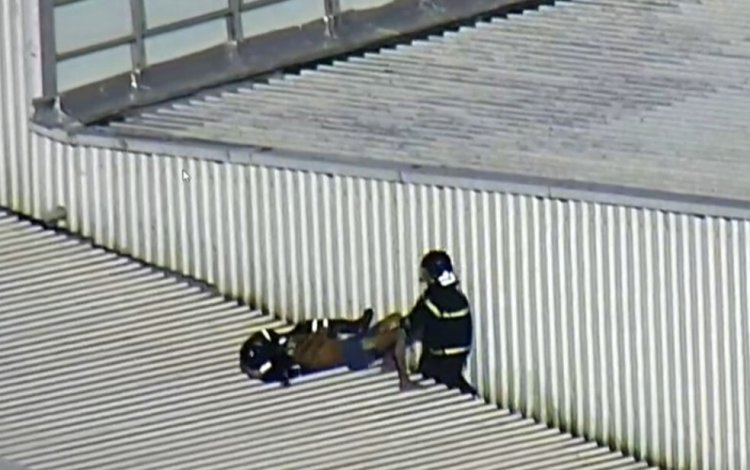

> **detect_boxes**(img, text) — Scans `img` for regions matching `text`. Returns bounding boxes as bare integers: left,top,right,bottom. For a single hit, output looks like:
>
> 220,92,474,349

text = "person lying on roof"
238,309,414,387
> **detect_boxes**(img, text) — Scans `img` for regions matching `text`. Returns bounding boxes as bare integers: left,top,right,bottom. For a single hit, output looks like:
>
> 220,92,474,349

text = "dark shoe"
359,308,375,332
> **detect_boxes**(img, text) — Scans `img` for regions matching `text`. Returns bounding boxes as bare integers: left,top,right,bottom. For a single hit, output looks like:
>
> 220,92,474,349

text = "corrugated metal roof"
108,0,750,203
0,209,655,470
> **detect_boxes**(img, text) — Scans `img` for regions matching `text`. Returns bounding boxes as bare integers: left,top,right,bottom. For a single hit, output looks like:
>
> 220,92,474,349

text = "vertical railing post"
38,0,58,104
227,0,244,44
128,0,147,89
323,0,341,38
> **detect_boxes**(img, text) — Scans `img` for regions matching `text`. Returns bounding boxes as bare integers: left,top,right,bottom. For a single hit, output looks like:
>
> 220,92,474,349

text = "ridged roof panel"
0,209,654,469
110,0,750,203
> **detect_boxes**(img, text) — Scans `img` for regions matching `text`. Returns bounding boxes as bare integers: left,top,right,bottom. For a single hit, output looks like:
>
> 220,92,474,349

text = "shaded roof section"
40,0,547,126
106,0,750,207
0,209,654,470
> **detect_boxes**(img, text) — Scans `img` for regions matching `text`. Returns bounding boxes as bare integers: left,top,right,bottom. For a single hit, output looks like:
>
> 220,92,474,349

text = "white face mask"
437,271,457,287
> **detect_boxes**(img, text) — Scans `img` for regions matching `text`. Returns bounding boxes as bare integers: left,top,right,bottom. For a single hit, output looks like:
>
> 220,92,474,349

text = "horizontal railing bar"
145,8,231,37
54,0,86,7
239,0,301,14
57,34,135,61
55,7,237,62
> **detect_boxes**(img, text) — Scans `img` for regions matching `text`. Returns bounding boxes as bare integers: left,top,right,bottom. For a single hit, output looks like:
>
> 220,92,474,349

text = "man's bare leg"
381,350,398,372
289,312,423,390
361,321,423,390
358,327,399,373
365,313,422,390
395,329,424,391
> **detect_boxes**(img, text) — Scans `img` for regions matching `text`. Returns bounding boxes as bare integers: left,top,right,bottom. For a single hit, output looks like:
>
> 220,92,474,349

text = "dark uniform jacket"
401,283,473,355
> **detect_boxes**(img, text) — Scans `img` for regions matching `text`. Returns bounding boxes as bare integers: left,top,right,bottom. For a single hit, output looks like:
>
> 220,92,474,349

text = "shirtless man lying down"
238,309,419,389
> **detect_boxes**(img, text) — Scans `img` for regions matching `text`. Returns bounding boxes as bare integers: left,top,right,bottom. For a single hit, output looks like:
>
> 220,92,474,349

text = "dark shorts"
340,329,379,371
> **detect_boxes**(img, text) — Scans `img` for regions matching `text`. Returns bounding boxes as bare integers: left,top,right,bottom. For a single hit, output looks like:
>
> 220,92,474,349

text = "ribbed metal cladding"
2,1,750,469
0,0,32,213
0,210,654,470
13,139,750,468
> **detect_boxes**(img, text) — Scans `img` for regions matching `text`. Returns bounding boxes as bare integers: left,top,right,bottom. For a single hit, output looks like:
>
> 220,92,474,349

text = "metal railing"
39,0,342,100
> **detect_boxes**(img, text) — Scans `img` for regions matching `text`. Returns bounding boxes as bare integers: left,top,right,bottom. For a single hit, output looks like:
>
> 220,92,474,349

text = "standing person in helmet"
394,250,478,396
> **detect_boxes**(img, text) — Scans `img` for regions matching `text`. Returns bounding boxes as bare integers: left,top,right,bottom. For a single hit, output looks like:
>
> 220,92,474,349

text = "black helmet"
420,250,458,286
239,329,276,373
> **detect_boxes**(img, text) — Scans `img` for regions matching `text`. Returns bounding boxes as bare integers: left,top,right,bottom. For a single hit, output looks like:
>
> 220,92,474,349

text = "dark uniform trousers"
419,351,477,396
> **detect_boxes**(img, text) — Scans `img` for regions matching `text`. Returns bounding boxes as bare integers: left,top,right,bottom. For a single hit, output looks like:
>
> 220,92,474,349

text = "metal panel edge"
32,123,750,222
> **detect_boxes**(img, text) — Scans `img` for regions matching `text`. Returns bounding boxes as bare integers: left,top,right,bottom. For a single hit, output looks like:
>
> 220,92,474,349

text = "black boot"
359,308,375,332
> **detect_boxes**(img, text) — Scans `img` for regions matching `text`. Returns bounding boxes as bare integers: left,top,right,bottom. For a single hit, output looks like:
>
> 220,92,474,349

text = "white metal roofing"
109,0,750,204
0,209,655,470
